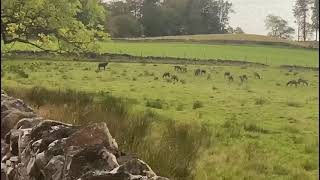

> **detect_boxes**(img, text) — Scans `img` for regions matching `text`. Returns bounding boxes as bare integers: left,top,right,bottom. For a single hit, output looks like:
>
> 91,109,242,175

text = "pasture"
99,41,319,66
120,34,320,49
2,40,319,67
1,59,319,179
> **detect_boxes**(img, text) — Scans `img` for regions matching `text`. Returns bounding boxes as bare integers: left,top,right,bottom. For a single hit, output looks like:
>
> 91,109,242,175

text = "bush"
212,86,218,90
154,77,159,80
146,99,163,109
286,101,303,108
302,160,318,171
176,103,184,111
132,77,137,81
193,100,203,109
17,69,29,78
254,97,268,105
243,121,269,134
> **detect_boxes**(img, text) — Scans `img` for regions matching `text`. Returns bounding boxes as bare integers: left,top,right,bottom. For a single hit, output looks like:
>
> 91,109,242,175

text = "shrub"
212,86,218,90
132,77,137,81
17,69,29,78
176,103,184,111
146,99,163,109
193,100,203,109
302,160,318,171
243,121,269,134
154,77,159,80
180,79,186,84
286,101,303,108
219,116,242,139
254,97,268,105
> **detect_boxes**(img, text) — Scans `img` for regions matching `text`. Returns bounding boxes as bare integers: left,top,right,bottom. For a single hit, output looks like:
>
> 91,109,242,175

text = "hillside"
116,34,319,49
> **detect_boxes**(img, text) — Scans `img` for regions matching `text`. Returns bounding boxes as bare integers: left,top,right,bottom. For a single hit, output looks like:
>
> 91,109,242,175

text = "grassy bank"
2,60,319,179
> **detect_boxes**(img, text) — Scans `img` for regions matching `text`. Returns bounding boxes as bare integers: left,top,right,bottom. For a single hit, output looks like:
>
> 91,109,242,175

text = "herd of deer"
97,62,309,87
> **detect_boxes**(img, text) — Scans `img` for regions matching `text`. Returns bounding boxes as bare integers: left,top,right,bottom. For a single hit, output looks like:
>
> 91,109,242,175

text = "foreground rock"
1,90,169,180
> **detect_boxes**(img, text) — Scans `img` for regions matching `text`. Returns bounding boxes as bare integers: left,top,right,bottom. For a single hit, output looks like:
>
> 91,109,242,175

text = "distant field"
119,34,319,49
99,41,319,67
2,39,319,67
1,60,319,179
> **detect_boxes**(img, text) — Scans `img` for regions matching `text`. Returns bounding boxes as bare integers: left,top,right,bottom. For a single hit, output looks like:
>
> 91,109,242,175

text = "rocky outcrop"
1,90,169,180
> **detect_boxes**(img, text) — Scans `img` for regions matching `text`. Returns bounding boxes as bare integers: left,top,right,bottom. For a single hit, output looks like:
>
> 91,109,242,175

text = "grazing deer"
228,75,234,82
297,78,308,86
162,72,170,78
286,80,298,87
224,72,231,78
98,62,108,70
171,75,179,81
253,72,261,79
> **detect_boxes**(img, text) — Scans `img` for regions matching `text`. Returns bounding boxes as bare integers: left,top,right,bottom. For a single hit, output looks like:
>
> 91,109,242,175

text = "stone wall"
1,90,169,180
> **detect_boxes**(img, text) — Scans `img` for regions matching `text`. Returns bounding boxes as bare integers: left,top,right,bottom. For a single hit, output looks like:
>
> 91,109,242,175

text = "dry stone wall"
1,89,169,180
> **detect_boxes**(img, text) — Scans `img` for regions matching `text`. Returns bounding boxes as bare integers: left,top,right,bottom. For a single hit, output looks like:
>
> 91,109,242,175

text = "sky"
228,0,297,36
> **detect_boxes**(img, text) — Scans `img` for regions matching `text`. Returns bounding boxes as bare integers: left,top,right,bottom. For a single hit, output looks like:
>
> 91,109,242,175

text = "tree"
311,0,319,40
234,27,244,34
1,0,107,53
105,0,234,37
265,15,295,39
140,0,166,36
293,0,312,41
108,14,143,37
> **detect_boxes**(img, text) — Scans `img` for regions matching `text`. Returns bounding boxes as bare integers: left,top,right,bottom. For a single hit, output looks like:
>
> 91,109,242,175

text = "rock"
110,159,156,178
9,156,18,162
0,89,169,180
65,123,119,155
43,155,64,180
66,145,120,179
1,109,36,138
15,117,43,129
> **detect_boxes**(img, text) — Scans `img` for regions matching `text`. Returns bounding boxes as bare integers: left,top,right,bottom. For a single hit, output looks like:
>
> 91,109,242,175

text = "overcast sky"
228,0,297,35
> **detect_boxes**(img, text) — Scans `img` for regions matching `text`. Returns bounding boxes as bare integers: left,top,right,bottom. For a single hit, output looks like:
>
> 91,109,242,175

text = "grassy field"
2,40,319,67
99,41,319,67
1,59,319,179
119,34,319,49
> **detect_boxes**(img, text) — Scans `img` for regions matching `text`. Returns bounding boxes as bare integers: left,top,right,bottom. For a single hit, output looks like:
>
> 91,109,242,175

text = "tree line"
104,0,238,38
265,0,319,41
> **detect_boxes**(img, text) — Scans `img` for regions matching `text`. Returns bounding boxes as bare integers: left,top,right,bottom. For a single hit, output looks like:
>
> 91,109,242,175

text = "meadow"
99,41,319,67
2,40,319,67
1,59,319,179
120,34,319,49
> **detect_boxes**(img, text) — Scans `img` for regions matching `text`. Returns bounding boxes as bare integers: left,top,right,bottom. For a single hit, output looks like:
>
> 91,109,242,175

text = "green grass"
2,40,319,67
120,33,319,49
1,59,319,179
98,41,319,67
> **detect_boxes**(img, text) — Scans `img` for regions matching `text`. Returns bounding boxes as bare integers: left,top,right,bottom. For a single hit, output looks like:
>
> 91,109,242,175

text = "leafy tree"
105,0,234,37
265,15,295,39
311,0,319,40
1,0,108,53
234,27,244,34
108,14,143,37
226,26,234,34
293,0,312,41
140,0,166,36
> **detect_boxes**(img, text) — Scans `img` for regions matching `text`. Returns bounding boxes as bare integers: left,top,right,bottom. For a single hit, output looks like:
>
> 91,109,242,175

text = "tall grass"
4,86,213,180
